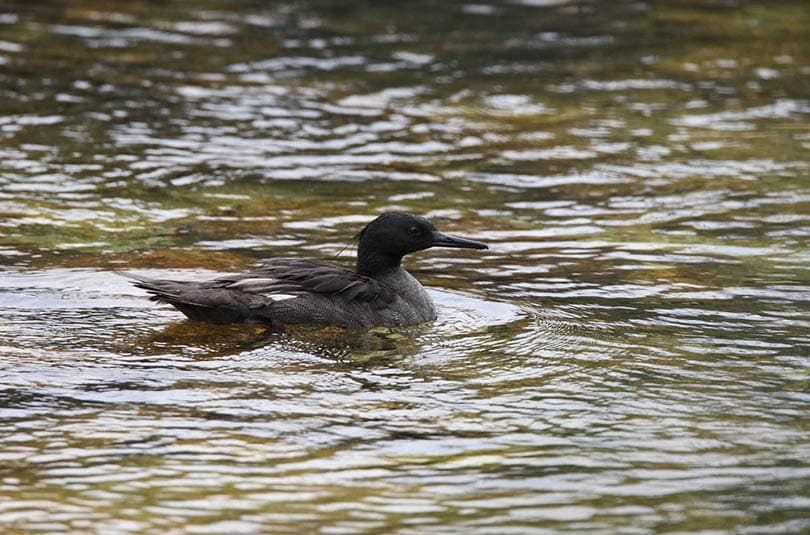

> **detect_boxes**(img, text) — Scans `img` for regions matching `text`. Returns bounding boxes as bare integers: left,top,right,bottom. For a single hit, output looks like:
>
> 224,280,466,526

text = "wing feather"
218,258,391,304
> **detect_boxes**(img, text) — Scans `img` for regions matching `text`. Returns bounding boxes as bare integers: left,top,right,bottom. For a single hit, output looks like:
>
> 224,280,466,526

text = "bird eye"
407,225,420,235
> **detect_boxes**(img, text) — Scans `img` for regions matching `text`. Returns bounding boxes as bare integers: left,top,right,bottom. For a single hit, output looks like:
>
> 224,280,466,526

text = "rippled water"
1,0,809,532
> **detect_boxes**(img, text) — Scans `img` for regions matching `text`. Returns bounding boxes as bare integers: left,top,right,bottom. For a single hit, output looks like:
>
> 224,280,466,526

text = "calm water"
1,0,809,532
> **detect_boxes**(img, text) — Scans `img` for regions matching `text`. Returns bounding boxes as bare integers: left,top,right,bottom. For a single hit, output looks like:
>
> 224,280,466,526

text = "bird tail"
123,272,250,323
123,272,203,304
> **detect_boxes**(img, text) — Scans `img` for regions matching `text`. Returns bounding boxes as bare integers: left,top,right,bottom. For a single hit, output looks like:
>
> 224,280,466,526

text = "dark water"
1,0,809,532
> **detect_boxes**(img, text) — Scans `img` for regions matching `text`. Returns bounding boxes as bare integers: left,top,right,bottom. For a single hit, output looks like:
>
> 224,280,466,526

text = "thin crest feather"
334,228,363,260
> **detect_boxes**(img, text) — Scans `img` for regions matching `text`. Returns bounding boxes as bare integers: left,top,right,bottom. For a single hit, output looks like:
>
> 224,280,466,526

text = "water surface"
1,0,809,532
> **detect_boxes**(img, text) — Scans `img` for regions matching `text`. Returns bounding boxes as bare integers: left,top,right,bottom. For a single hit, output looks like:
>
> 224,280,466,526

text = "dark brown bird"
129,213,488,328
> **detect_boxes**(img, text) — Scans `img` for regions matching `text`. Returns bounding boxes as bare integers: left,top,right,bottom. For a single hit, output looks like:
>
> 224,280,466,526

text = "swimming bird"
129,213,488,328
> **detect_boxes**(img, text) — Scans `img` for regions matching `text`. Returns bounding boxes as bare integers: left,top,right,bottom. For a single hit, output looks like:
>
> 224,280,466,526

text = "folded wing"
128,257,393,324
219,258,390,303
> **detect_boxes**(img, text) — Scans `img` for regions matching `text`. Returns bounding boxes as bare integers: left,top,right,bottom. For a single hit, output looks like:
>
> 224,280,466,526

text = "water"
1,0,809,532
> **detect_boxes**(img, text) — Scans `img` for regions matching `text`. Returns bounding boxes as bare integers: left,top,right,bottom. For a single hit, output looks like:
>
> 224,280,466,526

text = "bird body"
130,213,487,328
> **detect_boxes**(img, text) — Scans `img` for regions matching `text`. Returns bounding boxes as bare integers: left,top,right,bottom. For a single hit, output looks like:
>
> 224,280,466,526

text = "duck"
129,213,488,328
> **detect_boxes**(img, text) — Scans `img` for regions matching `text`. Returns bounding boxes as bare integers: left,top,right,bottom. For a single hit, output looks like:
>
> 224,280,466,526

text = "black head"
355,213,487,276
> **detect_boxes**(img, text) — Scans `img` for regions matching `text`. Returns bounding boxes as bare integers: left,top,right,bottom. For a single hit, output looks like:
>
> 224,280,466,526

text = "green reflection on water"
0,0,808,532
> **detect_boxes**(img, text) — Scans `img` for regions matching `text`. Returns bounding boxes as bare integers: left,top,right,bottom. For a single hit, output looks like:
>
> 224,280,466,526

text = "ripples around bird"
1,0,809,532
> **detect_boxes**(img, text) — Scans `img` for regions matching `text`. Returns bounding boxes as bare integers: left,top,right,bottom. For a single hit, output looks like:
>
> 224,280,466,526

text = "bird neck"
356,245,402,277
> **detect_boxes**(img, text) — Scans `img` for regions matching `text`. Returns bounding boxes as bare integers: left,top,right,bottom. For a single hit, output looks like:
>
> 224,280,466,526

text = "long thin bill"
431,231,488,250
